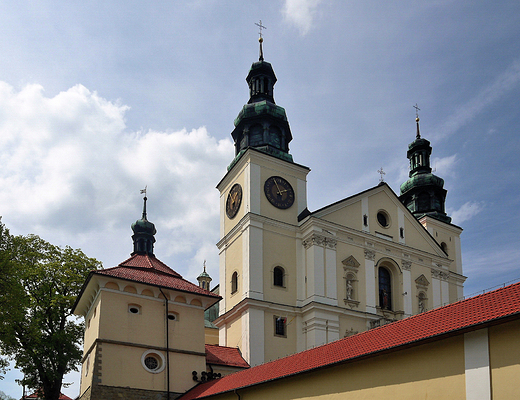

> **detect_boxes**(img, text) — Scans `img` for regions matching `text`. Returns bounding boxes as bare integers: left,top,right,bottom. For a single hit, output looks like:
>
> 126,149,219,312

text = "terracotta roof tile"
179,282,520,399
96,253,220,298
205,344,250,369
22,392,72,400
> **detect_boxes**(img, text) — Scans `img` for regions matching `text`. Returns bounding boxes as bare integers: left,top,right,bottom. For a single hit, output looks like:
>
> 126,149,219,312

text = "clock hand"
273,179,282,196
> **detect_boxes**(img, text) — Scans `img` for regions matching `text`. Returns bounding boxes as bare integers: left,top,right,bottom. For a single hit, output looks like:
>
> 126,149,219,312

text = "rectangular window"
274,316,287,337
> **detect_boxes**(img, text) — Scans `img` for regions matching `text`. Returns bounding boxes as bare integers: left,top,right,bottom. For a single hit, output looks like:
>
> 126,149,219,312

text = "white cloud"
439,59,520,137
448,201,484,225
282,0,322,36
0,81,233,281
431,154,457,177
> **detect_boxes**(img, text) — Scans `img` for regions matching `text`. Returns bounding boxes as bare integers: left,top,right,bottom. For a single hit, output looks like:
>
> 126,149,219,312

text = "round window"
144,356,159,371
377,211,390,228
141,350,166,373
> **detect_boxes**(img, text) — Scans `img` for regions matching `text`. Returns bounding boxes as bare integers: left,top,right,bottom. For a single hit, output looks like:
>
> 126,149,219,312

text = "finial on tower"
413,103,421,139
378,167,386,183
255,20,266,61
131,186,157,256
140,186,148,220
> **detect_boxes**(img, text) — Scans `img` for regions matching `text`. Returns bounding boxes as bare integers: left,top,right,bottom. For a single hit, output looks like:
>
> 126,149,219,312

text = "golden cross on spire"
255,20,266,39
413,103,420,119
255,20,266,61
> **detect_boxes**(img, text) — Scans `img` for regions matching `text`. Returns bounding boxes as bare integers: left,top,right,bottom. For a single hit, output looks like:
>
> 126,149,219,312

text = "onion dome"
399,117,451,223
131,196,157,256
228,36,293,170
197,260,212,290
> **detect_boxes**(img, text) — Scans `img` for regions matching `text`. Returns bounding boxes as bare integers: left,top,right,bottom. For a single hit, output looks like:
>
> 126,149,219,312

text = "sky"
1,0,520,397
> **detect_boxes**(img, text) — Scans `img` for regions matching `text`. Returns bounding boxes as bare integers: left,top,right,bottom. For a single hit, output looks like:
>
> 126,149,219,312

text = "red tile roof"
22,392,72,400
179,282,520,400
205,344,250,369
96,253,220,299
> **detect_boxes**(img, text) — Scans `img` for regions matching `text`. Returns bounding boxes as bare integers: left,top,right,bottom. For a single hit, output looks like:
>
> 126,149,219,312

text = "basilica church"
73,40,520,400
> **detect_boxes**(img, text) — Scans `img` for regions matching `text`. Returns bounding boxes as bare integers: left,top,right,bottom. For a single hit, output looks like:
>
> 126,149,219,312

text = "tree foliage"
0,220,102,400
0,390,16,400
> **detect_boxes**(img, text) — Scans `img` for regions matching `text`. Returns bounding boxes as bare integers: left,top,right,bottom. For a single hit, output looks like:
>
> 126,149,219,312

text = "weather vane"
255,20,266,61
140,186,147,197
378,167,385,183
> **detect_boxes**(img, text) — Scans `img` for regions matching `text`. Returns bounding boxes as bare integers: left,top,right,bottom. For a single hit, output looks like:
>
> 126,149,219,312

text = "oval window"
377,211,389,227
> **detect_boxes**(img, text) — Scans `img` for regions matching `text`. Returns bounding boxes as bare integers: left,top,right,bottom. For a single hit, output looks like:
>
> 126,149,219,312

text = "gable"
309,183,446,257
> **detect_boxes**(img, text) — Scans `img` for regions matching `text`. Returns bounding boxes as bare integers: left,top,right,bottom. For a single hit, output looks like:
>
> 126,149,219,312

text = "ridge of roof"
117,253,182,277
95,254,220,298
179,282,520,400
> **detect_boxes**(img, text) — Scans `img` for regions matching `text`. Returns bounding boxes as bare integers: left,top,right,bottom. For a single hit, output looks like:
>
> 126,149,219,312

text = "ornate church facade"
214,43,465,366
74,41,470,399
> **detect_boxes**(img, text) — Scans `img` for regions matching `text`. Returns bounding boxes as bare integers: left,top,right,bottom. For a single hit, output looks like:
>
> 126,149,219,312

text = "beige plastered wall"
489,319,520,399
209,335,466,400
100,342,205,394
224,237,243,311
319,199,363,231
205,327,219,345
262,227,297,305
96,289,205,353
263,310,297,362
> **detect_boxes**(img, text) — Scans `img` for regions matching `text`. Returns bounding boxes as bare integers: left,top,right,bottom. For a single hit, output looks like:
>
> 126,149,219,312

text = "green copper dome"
399,118,451,223
228,42,294,168
400,172,445,194
131,196,157,256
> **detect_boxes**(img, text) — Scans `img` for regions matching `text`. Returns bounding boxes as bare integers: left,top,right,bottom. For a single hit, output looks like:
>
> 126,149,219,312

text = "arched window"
441,242,448,255
269,126,282,149
249,124,263,147
231,271,238,294
273,266,284,287
378,267,392,310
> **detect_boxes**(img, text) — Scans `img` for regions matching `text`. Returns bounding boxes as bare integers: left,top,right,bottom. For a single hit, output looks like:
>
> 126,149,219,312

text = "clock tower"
216,38,310,366
215,40,464,369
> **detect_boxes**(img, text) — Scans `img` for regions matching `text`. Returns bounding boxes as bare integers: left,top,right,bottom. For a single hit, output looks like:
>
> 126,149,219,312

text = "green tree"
0,220,102,400
0,390,16,400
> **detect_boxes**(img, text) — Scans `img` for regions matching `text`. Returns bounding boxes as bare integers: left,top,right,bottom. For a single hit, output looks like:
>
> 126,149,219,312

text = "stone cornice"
302,233,337,250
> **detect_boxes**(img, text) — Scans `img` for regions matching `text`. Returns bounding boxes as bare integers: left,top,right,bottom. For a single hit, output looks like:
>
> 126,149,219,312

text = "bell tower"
399,114,451,223
216,34,310,366
399,112,463,295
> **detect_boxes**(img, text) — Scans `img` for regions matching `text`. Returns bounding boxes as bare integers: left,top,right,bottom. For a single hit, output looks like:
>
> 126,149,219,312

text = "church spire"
399,110,451,223
131,190,157,256
228,27,294,169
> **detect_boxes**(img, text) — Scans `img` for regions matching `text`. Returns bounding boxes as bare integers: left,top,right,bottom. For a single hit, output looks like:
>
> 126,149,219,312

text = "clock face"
264,176,294,209
226,183,243,219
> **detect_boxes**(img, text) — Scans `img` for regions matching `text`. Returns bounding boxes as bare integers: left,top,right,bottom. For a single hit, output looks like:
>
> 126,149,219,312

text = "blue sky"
1,1,520,397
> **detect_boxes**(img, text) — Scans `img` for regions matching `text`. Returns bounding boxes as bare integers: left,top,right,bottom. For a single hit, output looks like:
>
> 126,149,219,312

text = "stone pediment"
342,255,360,270
415,274,430,287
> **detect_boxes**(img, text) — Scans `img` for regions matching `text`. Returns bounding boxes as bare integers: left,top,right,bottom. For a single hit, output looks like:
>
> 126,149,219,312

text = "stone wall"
78,384,182,400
